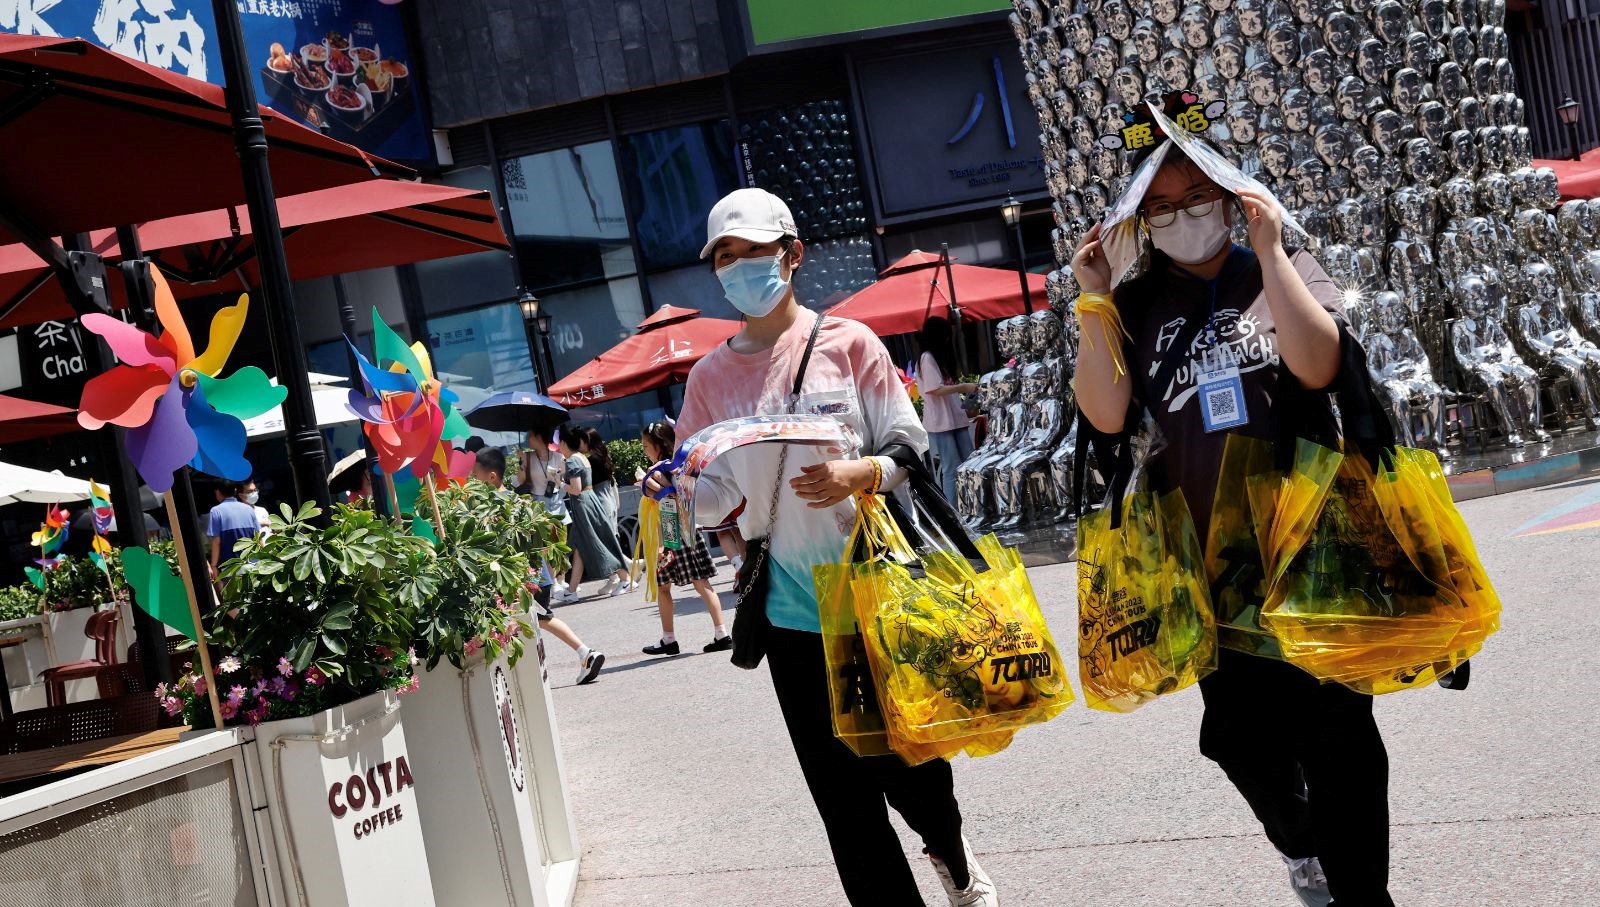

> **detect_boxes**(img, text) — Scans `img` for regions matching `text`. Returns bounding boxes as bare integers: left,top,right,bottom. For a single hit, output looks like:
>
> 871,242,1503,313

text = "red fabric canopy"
548,307,741,408
1536,149,1600,201
0,181,506,330
826,250,1048,336
0,394,79,444
0,35,410,248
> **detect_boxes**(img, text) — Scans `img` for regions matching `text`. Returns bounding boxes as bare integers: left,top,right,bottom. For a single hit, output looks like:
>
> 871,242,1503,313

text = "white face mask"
1148,203,1232,264
245,491,260,505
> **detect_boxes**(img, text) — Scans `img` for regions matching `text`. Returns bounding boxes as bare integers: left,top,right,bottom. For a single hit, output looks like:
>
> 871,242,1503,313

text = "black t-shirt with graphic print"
1114,245,1348,536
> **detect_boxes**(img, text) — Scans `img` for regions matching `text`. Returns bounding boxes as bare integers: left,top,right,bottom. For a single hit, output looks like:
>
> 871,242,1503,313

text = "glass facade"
621,121,740,270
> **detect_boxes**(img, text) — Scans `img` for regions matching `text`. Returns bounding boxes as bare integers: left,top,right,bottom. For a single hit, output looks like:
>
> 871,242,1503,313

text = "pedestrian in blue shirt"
208,480,262,580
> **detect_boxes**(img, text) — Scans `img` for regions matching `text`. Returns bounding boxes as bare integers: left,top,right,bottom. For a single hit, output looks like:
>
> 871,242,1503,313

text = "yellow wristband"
1073,291,1132,382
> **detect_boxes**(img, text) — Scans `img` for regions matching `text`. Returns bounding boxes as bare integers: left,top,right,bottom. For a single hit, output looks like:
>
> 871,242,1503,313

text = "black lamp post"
1558,96,1583,161
518,289,545,391
535,311,557,390
1000,193,1034,315
209,0,330,513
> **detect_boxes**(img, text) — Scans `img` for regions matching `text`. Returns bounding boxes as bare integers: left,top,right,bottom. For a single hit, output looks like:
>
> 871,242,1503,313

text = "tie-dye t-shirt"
676,314,928,633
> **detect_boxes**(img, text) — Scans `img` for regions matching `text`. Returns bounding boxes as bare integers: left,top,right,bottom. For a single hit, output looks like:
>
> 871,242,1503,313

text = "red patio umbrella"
0,35,410,246
826,250,1048,336
548,305,742,407
0,394,79,444
0,181,507,330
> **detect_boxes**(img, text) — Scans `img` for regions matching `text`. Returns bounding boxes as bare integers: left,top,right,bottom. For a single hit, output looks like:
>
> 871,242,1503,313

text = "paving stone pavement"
543,478,1600,906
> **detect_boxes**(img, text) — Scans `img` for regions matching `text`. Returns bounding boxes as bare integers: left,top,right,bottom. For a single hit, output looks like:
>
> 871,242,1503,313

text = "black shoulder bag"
729,313,825,670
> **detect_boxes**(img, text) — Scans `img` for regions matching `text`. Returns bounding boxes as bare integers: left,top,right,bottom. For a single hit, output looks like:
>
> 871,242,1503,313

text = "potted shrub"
40,553,131,672
404,480,582,906
194,501,439,906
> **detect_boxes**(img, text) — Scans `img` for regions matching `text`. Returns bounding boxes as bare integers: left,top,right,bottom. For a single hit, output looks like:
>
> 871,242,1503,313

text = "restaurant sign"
0,0,430,162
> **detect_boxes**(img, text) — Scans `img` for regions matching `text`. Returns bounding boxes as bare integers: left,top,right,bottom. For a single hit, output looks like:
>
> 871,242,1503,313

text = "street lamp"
518,289,547,391
1000,193,1034,315
1557,96,1583,161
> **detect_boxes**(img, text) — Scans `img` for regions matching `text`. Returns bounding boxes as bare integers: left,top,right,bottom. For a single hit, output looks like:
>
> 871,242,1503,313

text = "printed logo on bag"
493,666,527,792
326,754,416,840
986,619,1054,684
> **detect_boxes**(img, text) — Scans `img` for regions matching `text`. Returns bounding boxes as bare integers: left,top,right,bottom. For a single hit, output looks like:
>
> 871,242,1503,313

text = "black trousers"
1199,649,1396,907
766,627,968,906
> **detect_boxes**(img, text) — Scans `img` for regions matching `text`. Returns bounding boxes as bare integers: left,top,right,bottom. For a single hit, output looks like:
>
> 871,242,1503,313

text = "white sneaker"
576,651,604,685
729,555,744,571
609,578,632,597
928,836,997,907
553,587,579,604
1282,854,1333,907
597,576,620,597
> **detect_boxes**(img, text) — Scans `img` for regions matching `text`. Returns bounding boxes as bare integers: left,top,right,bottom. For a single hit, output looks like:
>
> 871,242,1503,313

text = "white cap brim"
699,226,789,260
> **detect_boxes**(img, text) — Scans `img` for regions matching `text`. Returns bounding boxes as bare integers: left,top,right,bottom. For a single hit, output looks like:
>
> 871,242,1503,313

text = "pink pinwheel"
76,266,286,493
345,307,472,481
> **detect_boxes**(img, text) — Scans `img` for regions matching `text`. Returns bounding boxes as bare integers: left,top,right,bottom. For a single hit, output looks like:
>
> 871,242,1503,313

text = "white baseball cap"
699,188,798,260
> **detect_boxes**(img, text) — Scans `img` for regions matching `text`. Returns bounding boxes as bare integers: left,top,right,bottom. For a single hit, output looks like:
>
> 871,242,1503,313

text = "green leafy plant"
42,553,124,611
207,502,433,726
608,438,649,480
0,584,44,622
412,479,571,670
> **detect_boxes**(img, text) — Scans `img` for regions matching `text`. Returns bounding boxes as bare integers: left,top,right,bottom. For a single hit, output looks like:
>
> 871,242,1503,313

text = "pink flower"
161,696,182,716
464,638,483,657
219,700,238,721
267,676,287,695
304,666,327,686
376,646,393,659
228,685,247,705
154,682,169,699
245,707,265,726
397,675,420,696
192,673,207,695
282,680,300,702
252,680,268,697
276,657,294,676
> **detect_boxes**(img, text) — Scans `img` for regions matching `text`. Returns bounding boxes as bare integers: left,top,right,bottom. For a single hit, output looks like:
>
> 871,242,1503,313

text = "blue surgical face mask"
716,253,790,318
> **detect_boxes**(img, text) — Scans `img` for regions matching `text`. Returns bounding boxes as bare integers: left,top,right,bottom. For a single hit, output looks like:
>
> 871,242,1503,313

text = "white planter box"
244,690,435,907
407,646,578,907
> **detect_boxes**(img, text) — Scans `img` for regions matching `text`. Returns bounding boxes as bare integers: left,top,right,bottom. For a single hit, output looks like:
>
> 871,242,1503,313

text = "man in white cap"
654,187,999,906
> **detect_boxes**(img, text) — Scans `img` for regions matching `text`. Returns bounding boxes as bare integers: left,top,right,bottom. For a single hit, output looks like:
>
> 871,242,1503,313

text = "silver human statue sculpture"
1452,272,1546,445
956,316,1030,528
1567,250,1600,347
993,311,1072,529
1365,291,1451,456
1512,261,1600,427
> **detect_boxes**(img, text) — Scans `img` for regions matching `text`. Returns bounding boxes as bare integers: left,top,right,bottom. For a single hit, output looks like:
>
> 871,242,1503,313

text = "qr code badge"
1199,374,1249,432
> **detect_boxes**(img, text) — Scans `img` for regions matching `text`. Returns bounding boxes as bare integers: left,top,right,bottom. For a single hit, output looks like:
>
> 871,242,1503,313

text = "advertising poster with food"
0,0,430,162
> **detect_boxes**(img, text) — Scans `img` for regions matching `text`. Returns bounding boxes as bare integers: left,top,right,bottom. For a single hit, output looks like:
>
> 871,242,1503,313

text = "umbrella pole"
162,486,225,731
210,0,333,517
940,244,969,372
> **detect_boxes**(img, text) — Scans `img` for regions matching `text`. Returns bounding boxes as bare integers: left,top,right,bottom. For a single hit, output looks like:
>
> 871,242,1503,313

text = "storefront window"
425,302,540,412
502,141,635,291
620,121,739,270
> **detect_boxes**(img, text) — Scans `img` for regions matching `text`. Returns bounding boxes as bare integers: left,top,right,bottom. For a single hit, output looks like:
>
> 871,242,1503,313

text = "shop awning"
1536,149,1600,201
0,395,79,444
0,35,411,248
0,181,507,330
548,305,742,408
826,250,1048,336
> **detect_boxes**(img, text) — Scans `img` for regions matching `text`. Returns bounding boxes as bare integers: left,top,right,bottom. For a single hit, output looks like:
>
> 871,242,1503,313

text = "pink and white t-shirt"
676,314,927,633
916,352,971,434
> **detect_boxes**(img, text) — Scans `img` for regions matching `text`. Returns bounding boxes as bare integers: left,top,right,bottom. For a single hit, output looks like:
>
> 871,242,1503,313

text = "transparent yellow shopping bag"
632,496,661,602
1254,441,1500,694
1076,484,1217,713
818,494,1069,760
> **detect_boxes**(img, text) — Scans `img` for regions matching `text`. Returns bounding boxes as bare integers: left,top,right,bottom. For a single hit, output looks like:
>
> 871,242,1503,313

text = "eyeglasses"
1142,187,1225,228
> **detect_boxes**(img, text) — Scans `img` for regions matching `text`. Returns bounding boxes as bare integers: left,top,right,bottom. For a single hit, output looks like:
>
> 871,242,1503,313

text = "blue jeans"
926,426,974,504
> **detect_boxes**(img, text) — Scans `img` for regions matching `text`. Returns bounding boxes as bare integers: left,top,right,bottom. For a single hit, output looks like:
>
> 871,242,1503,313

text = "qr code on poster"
1206,387,1238,421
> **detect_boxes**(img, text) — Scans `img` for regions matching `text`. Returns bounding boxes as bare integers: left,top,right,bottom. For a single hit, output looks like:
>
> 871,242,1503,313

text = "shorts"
658,537,715,587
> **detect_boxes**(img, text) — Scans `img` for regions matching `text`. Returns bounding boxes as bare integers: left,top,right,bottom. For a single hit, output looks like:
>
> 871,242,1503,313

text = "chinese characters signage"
0,0,429,161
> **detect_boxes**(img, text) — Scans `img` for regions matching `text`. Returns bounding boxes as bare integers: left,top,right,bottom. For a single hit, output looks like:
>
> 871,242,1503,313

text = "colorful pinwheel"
76,266,286,493
87,480,115,574
346,307,473,482
24,504,70,590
